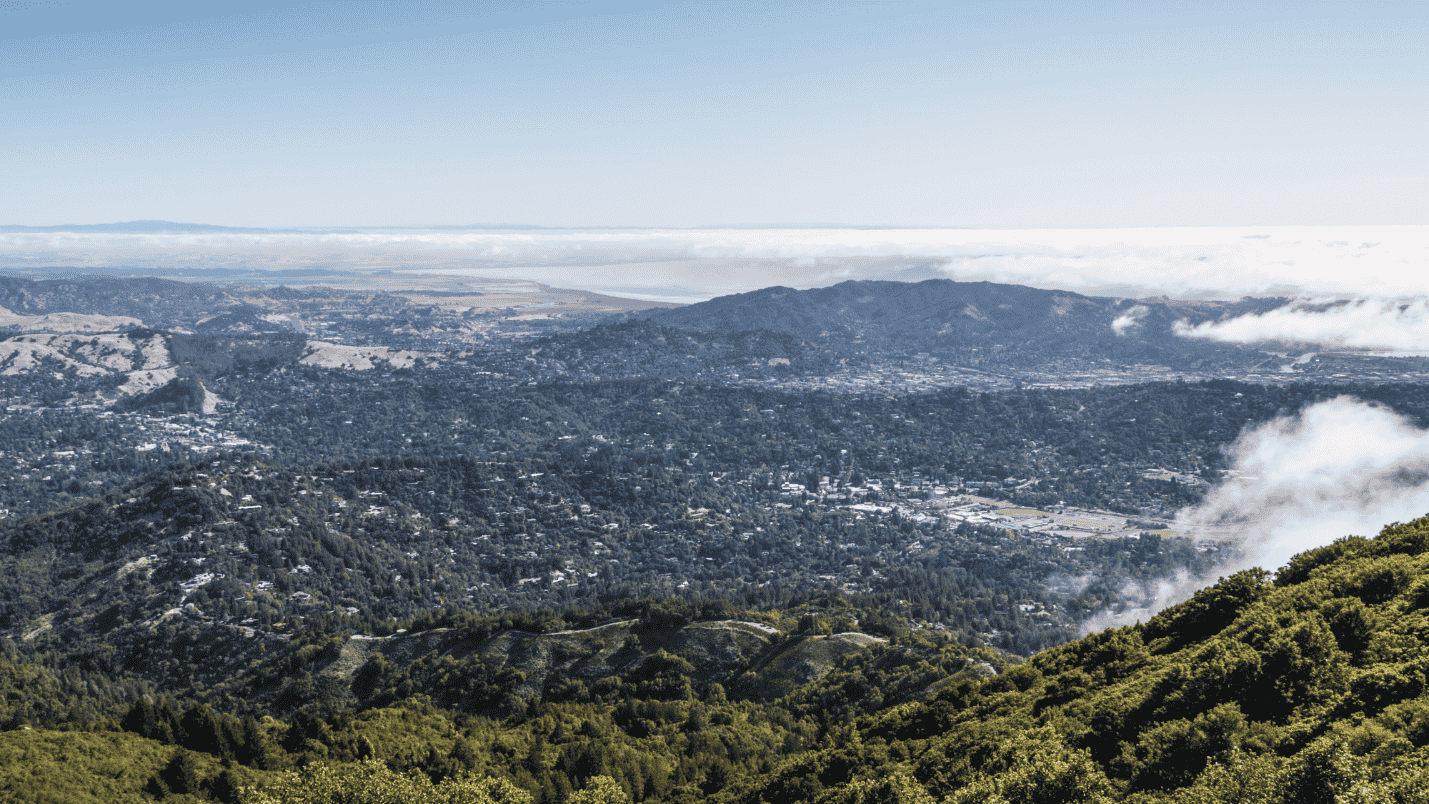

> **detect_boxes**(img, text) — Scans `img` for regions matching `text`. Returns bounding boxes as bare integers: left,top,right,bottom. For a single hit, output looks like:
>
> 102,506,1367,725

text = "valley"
4,274,1429,803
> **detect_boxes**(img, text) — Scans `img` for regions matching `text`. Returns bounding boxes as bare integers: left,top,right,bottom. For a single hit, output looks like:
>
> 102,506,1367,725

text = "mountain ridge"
643,278,1280,344
630,277,1285,366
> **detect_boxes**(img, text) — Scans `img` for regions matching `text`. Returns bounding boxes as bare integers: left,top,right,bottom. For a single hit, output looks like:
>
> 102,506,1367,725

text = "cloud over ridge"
1111,304,1150,336
1083,397,1429,632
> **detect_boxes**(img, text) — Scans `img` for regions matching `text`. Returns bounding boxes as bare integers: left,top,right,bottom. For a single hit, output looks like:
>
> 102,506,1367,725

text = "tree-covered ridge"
721,515,1429,803
637,278,1283,370
18,516,1429,803
0,727,271,804
0,593,1006,803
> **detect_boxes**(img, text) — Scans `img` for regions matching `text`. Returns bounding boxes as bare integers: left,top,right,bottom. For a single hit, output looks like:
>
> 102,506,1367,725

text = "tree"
241,760,532,804
943,726,1116,804
817,773,936,804
568,775,630,804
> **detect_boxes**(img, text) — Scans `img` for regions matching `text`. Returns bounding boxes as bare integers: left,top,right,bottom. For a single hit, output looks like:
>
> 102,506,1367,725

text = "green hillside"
11,514,1429,801
730,515,1429,803
0,728,268,803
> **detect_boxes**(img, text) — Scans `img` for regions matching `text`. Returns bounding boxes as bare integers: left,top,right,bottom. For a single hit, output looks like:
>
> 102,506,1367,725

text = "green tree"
815,773,935,804
943,726,1116,804
241,759,531,804
568,775,630,804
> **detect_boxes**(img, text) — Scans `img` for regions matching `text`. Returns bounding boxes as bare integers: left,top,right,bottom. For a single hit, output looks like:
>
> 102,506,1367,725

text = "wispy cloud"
1082,397,1429,632
1111,304,1149,336
1175,298,1429,351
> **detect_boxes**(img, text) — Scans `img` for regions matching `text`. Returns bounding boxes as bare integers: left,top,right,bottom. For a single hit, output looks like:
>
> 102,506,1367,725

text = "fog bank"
1176,298,1429,352
1082,397,1429,633
3,225,1428,301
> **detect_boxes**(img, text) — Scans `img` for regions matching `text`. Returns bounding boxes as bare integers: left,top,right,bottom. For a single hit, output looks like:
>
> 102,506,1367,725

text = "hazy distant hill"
0,220,269,233
0,276,244,328
0,275,415,332
0,274,672,349
634,278,1285,368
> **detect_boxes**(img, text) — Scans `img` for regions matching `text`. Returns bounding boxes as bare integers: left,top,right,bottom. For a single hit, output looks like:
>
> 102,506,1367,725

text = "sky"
3,0,1428,229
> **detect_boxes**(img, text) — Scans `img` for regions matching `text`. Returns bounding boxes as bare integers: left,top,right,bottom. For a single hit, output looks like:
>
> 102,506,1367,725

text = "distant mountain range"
0,275,411,331
0,220,271,234
0,221,964,233
0,273,1335,378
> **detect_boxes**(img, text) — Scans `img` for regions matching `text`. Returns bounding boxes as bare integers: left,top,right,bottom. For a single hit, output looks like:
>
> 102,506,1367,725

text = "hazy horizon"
3,223,1427,305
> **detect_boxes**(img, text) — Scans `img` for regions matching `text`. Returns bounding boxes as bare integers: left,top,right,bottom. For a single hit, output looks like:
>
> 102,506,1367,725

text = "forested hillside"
11,515,1429,803
724,515,1429,803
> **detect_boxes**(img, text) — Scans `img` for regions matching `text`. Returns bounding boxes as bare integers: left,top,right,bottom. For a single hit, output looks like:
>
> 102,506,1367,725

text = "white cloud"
1080,573,1195,635
1082,397,1429,632
1175,298,1429,352
1111,304,1149,336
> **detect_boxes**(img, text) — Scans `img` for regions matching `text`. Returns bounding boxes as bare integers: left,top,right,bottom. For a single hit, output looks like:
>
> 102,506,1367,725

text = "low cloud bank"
1081,397,1429,633
1176,298,1429,351
4,225,1429,300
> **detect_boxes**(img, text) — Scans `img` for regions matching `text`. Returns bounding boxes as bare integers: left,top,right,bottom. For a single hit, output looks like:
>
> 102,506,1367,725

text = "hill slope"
729,514,1429,803
635,278,1281,369
22,515,1429,804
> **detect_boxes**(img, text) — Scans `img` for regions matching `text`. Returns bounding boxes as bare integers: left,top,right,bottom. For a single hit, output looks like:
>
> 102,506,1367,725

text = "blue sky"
3,1,1426,227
